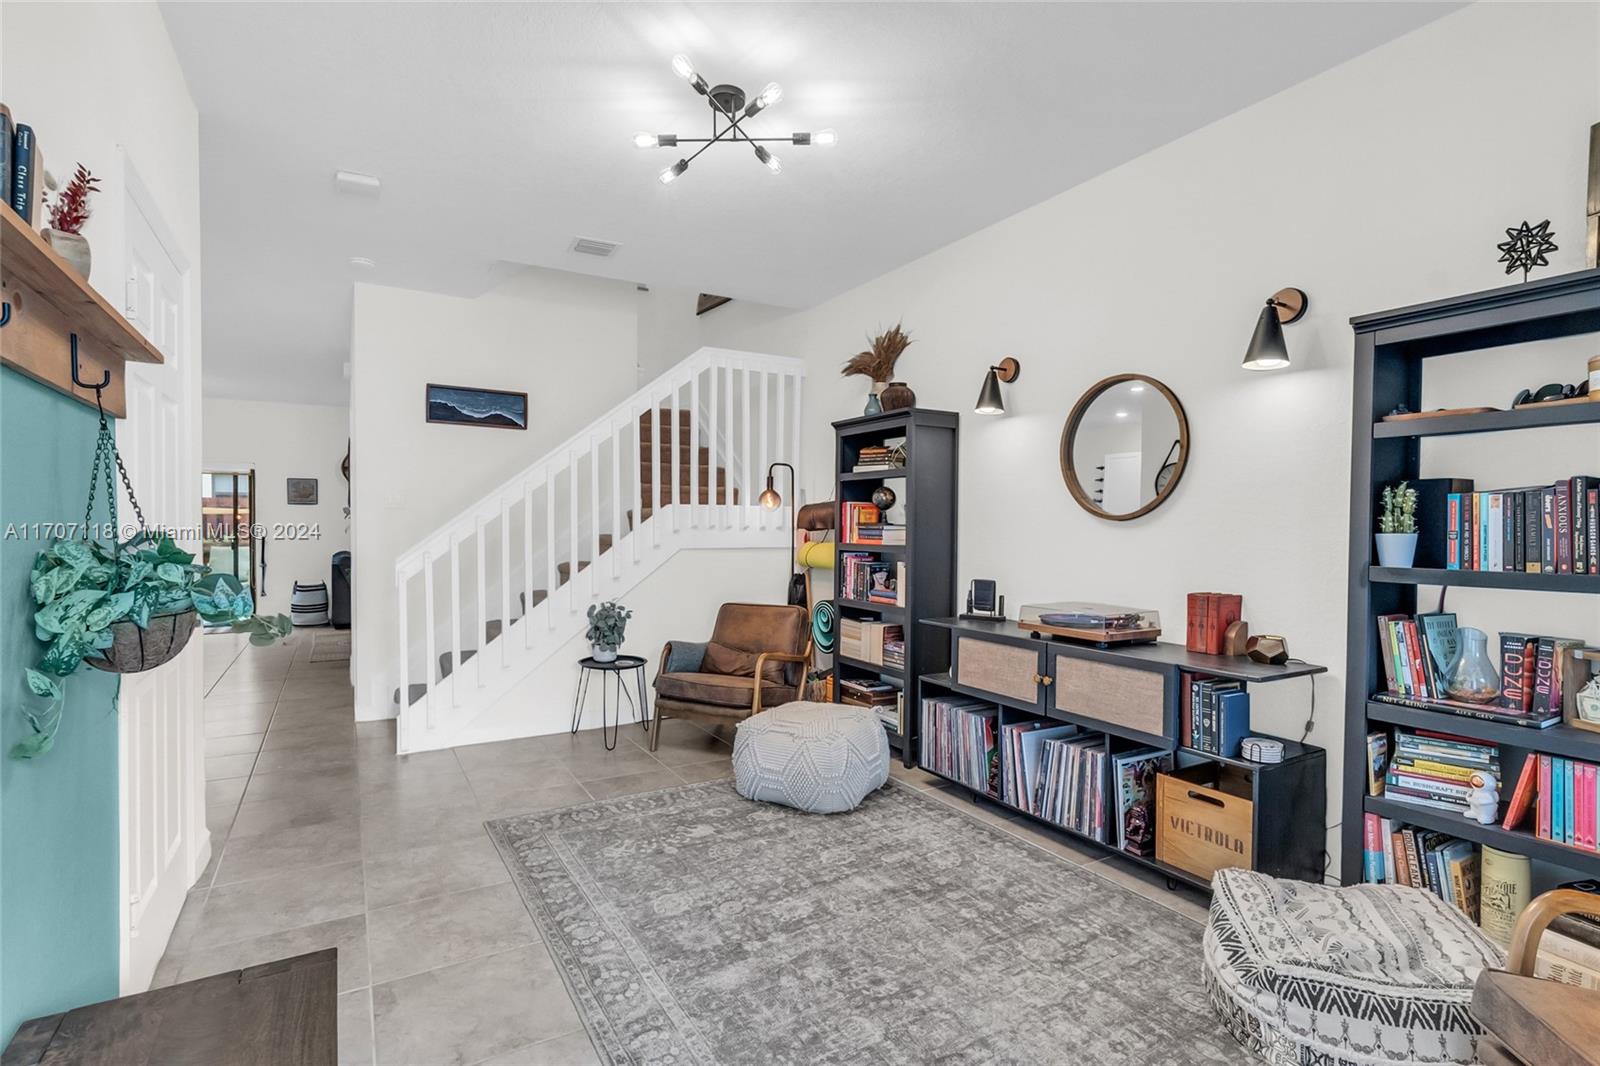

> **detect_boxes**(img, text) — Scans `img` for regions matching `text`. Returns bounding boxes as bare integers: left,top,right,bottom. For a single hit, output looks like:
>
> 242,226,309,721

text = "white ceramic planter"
591,645,619,663
1374,532,1418,568
44,229,91,280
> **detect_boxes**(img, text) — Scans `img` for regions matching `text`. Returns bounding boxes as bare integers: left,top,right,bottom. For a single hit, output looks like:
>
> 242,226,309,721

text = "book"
1417,613,1458,694
1541,487,1557,573
1112,747,1171,857
1366,732,1388,796
1499,632,1536,712
1502,753,1539,831
1446,493,1462,569
1363,813,1385,883
1524,488,1543,573
10,122,34,222
0,105,11,218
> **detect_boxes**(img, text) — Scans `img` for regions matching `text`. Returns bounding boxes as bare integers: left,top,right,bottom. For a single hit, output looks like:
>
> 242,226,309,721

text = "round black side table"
571,654,650,751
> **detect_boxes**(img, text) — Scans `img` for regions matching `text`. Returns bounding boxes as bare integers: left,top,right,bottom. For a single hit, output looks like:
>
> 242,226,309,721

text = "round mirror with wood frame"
1060,373,1189,521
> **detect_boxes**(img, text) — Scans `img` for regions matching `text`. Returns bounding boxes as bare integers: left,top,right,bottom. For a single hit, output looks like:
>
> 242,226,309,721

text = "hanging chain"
80,390,147,543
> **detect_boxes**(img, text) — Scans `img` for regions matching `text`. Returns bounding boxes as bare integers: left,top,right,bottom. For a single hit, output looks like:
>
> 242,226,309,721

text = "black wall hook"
70,334,111,392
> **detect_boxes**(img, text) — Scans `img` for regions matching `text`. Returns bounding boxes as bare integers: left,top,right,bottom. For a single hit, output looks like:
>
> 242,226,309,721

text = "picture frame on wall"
425,383,529,430
286,478,319,505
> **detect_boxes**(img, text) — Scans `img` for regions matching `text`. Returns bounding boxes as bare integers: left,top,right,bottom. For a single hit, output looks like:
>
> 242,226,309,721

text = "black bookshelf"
830,409,959,766
1342,266,1600,884
832,408,953,765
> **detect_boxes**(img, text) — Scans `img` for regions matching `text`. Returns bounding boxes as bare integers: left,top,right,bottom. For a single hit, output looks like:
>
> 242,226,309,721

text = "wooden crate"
1156,763,1253,881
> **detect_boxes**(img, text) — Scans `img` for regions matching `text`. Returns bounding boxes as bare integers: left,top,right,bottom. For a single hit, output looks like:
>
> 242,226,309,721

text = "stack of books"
1185,593,1242,654
1537,899,1600,990
882,638,905,671
1382,729,1500,815
1371,611,1568,729
919,696,999,797
1036,735,1108,841
854,523,906,546
1445,478,1600,574
840,677,898,712
1184,676,1248,757
838,553,905,605
1361,813,1480,922
840,502,880,544
837,618,903,665
1502,752,1600,853
851,444,905,474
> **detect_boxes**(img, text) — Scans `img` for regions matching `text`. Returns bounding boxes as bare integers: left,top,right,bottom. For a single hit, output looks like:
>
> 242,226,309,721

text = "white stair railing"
392,348,805,753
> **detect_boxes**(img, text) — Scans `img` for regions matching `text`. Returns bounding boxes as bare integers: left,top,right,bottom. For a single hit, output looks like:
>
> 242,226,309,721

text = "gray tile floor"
165,633,1209,1066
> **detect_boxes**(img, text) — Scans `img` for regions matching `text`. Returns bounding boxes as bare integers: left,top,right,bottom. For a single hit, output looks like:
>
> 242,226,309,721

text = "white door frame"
116,149,206,994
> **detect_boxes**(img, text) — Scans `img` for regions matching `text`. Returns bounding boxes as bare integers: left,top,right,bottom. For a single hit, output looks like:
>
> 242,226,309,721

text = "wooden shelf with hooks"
0,203,162,417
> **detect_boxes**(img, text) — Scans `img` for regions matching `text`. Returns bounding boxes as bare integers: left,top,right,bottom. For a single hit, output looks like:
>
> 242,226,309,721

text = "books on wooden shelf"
1380,728,1500,816
919,696,1000,797
1501,751,1600,854
851,443,906,474
1445,479,1600,574
837,618,903,666
853,523,906,546
838,552,906,605
1361,813,1481,923
840,676,897,710
1372,611,1574,729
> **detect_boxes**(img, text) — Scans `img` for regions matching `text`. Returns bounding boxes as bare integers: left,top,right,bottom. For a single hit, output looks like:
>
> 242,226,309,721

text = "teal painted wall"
0,368,121,1041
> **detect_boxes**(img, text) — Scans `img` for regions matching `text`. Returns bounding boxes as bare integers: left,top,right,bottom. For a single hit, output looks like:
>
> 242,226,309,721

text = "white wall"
695,2,1600,875
202,398,350,616
349,267,643,717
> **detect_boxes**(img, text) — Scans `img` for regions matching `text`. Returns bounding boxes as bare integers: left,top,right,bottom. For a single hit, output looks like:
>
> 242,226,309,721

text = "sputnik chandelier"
635,54,835,184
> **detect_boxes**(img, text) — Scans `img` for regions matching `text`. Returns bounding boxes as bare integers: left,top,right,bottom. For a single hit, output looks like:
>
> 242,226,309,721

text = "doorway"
201,469,255,599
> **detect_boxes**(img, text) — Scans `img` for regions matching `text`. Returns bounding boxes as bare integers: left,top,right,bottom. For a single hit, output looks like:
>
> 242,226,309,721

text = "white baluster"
523,479,535,648
450,537,461,703
500,495,511,667
396,577,410,729
631,406,642,564
759,368,770,530
709,357,721,528
475,517,487,686
568,450,579,609
671,378,682,534
690,367,700,528
742,366,752,530
545,477,557,630
611,422,622,580
650,397,661,548
589,434,600,596
422,554,436,730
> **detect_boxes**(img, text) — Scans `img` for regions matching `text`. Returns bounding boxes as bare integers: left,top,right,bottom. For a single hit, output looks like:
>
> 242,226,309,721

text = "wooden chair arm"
753,641,813,713
1507,889,1600,976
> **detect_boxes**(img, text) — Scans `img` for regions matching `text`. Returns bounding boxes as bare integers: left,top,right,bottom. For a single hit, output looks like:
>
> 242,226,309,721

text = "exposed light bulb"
757,82,782,107
754,145,782,174
671,54,695,80
632,132,659,149
812,128,837,147
658,158,688,185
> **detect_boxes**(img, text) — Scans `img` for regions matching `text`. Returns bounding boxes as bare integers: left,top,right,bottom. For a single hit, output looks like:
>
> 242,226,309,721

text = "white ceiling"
161,2,1455,405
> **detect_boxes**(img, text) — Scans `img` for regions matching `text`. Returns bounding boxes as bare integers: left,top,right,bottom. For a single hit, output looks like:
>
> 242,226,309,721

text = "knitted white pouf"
732,701,889,814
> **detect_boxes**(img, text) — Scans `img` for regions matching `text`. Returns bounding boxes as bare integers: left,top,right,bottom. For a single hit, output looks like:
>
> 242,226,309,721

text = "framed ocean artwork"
425,383,528,430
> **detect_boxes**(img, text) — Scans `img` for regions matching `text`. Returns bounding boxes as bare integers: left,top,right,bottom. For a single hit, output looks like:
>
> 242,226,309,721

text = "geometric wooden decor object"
1223,620,1251,657
0,205,162,418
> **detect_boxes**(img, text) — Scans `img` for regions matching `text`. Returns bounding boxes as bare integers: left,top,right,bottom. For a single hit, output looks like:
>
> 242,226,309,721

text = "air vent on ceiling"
571,237,620,258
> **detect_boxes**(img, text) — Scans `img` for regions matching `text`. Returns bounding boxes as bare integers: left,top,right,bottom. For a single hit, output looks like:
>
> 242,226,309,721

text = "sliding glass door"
201,470,255,598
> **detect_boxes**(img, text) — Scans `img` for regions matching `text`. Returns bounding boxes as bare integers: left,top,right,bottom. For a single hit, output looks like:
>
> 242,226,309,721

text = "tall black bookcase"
1342,267,1600,884
830,408,959,767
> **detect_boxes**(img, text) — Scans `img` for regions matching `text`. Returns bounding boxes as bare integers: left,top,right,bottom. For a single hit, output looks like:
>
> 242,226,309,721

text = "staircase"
390,348,804,753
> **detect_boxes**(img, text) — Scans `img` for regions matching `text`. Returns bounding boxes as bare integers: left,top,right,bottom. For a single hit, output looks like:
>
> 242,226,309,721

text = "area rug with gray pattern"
485,779,1252,1066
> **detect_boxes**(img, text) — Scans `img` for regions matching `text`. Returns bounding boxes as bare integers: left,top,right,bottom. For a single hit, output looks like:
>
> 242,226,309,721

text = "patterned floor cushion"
732,701,889,814
1204,868,1505,1066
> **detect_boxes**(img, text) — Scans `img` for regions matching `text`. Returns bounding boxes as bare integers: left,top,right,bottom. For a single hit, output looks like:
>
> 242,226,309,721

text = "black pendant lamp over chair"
1241,287,1308,371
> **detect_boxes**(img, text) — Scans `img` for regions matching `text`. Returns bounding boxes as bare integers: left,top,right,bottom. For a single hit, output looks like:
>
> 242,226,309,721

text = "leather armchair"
650,602,811,749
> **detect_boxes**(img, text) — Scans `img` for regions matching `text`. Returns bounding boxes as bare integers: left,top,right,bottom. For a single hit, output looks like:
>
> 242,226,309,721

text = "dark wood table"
3,949,337,1065
1472,969,1600,1066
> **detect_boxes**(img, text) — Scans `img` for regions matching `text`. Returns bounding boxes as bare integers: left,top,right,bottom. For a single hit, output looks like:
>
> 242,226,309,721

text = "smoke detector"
334,170,381,195
571,237,620,258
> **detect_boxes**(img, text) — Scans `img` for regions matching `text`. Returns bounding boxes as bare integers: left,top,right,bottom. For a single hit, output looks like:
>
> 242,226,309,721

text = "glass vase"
1444,627,1500,703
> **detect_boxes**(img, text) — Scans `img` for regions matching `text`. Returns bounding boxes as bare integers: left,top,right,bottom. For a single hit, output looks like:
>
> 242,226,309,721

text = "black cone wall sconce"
1241,287,1308,371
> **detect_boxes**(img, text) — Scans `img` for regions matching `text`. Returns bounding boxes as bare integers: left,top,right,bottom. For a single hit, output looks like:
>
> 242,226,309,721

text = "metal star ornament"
1496,219,1558,281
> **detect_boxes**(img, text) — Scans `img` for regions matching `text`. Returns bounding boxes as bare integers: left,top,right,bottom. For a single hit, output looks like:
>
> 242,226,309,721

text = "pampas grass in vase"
842,324,913,414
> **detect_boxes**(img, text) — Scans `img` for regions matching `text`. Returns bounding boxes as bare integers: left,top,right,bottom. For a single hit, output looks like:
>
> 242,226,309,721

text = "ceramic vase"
1444,626,1500,703
591,644,618,663
45,229,91,280
879,381,916,411
1374,532,1417,568
863,383,884,417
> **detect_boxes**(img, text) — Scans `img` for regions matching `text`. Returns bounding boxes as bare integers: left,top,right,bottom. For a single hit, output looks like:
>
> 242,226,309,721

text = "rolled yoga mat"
795,540,835,570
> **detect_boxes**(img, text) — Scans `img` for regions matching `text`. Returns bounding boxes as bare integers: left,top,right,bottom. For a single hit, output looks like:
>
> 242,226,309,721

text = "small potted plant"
43,164,99,279
1376,481,1419,567
586,600,632,663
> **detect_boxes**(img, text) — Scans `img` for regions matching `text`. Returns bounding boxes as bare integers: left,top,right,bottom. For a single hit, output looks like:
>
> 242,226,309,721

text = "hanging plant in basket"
14,381,292,759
